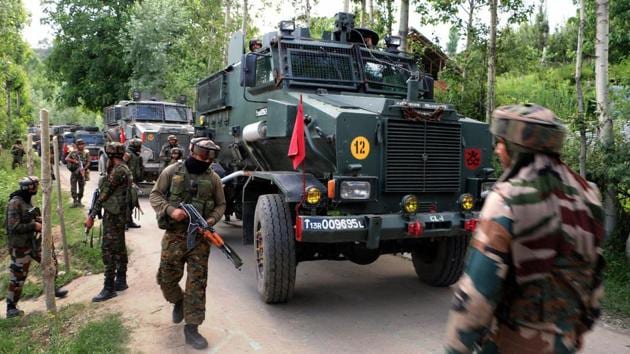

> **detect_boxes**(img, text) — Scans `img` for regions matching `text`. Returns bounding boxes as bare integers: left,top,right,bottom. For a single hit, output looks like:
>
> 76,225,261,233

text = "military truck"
100,93,195,182
195,13,495,303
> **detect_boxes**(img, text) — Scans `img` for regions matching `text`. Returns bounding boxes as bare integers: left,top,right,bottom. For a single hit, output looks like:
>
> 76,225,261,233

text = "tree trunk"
575,0,586,177
344,0,349,12
6,81,11,142
305,0,311,25
27,133,34,176
465,0,476,50
486,0,497,122
242,0,248,39
386,0,394,35
53,136,70,272
39,109,57,313
398,0,409,52
595,0,615,237
360,0,366,27
368,0,374,26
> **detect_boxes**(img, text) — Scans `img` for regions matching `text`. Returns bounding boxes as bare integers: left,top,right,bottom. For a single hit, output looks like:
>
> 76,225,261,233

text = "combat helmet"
167,135,177,142
170,147,183,157
75,138,85,146
19,176,39,192
129,138,142,151
105,142,126,158
189,137,220,163
491,103,567,154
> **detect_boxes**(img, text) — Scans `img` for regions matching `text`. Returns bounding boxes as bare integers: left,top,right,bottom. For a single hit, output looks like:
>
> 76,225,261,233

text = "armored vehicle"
196,13,495,303
100,93,195,182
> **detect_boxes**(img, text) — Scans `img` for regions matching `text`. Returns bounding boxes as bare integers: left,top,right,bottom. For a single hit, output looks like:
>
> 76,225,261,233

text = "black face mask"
185,156,211,174
9,190,34,204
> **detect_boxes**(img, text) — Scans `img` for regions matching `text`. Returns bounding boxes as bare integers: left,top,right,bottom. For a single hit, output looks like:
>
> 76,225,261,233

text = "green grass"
0,303,129,353
602,245,630,317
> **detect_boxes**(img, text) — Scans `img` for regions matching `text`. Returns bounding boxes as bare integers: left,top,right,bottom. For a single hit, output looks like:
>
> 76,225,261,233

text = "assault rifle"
180,203,243,270
85,188,102,247
27,207,42,252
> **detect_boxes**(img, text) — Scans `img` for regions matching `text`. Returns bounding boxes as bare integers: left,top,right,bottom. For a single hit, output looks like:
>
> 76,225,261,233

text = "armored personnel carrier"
196,13,495,303
100,93,194,182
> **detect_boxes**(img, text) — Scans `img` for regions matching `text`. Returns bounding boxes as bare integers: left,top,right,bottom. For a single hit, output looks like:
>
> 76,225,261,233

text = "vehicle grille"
281,42,358,88
385,119,461,193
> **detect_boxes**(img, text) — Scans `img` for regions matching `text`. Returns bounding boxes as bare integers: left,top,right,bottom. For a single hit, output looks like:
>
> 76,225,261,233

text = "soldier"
11,139,25,169
65,138,90,207
249,39,262,52
159,135,181,171
150,137,226,350
444,104,604,353
169,147,183,165
123,138,144,229
5,176,68,317
85,142,132,302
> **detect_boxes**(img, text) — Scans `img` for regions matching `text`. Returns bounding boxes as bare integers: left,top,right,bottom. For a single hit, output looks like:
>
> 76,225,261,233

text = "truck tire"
411,235,468,287
254,194,296,303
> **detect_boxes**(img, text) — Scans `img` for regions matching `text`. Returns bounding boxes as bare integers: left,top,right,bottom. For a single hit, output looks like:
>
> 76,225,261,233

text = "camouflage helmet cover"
167,135,177,141
490,103,567,154
19,176,39,191
170,147,183,156
129,138,142,149
75,138,85,145
189,137,220,163
105,142,126,158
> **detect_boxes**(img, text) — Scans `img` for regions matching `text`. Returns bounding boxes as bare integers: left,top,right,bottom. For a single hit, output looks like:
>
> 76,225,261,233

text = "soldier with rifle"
5,176,68,317
150,137,226,350
123,138,144,228
65,138,90,207
159,135,181,171
85,142,132,302
10,139,25,169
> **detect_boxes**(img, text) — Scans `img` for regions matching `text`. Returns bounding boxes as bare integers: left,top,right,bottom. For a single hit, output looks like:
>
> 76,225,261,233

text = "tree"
486,0,497,122
398,0,409,52
534,0,549,64
44,0,135,110
575,0,586,177
446,26,459,57
595,0,615,237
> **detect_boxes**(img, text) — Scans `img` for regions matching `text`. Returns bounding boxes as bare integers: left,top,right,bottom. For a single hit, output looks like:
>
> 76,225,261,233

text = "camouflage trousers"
102,211,128,283
477,323,582,354
70,172,86,200
11,157,23,169
6,245,58,307
157,230,210,325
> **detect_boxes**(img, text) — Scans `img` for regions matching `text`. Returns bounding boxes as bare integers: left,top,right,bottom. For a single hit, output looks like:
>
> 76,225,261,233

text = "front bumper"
296,212,478,249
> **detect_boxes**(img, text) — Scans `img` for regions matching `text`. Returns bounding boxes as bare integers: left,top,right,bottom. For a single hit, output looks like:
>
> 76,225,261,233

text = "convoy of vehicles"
194,13,495,303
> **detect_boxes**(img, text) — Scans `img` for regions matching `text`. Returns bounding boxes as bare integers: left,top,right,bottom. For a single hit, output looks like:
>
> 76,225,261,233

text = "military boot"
127,221,141,228
6,304,24,318
77,198,84,207
184,324,208,350
114,272,128,291
172,299,184,323
55,287,69,298
71,198,79,208
92,277,117,302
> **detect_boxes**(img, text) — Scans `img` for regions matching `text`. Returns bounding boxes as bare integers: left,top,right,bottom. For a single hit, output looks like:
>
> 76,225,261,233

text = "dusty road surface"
19,168,630,353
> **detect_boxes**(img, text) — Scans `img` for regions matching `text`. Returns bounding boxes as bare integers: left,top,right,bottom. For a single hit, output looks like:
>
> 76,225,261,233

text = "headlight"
401,195,419,214
340,181,371,200
306,186,322,205
481,181,494,198
459,193,474,211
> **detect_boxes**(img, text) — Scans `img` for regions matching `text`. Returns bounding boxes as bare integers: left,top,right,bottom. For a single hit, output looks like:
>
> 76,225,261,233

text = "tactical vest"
100,164,131,215
67,150,89,172
161,162,215,230
5,196,35,248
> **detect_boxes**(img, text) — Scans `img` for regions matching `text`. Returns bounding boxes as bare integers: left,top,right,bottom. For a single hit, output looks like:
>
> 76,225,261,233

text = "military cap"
105,142,126,158
491,103,566,154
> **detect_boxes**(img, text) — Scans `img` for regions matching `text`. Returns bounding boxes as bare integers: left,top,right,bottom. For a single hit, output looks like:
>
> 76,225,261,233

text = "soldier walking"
65,138,90,207
5,177,68,317
85,142,132,302
11,139,25,169
123,138,144,229
159,135,181,171
150,137,226,349
445,104,605,353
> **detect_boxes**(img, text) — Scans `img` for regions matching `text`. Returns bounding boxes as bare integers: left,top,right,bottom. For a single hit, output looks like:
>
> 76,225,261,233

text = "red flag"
288,95,305,170
119,127,126,143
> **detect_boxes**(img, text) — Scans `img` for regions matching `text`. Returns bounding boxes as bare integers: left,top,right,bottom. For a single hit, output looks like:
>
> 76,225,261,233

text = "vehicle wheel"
98,154,107,175
411,235,468,287
254,194,296,303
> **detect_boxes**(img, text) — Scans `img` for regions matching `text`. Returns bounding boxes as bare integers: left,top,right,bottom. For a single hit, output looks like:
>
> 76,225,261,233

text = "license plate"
302,217,366,231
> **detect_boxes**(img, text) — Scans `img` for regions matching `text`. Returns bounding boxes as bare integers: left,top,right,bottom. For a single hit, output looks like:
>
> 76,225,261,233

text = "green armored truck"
196,13,495,303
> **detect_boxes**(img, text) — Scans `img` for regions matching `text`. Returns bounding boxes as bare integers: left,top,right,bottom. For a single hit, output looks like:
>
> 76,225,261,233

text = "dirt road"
20,168,630,353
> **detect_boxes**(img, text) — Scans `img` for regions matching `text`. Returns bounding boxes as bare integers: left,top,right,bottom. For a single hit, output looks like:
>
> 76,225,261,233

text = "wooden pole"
53,136,70,273
39,109,57,313
27,133,34,176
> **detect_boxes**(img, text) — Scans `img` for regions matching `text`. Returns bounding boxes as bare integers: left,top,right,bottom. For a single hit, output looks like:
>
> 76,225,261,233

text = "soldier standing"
11,139,25,169
5,177,68,317
445,104,605,353
123,138,144,229
65,139,90,207
159,135,181,171
169,147,183,165
150,137,226,350
85,142,132,302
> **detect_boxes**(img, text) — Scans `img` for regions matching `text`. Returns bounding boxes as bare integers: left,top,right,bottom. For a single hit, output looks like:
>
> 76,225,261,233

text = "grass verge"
0,303,129,353
602,245,630,318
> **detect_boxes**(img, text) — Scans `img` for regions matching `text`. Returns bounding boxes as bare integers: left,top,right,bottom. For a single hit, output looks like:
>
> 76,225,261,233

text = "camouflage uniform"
11,143,25,169
445,104,605,354
159,140,181,171
123,142,144,226
66,148,90,205
150,159,225,325
92,160,132,296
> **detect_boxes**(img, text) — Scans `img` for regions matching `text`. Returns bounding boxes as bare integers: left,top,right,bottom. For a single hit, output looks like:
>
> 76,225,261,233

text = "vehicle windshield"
128,103,163,121
164,105,189,123
76,134,105,146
